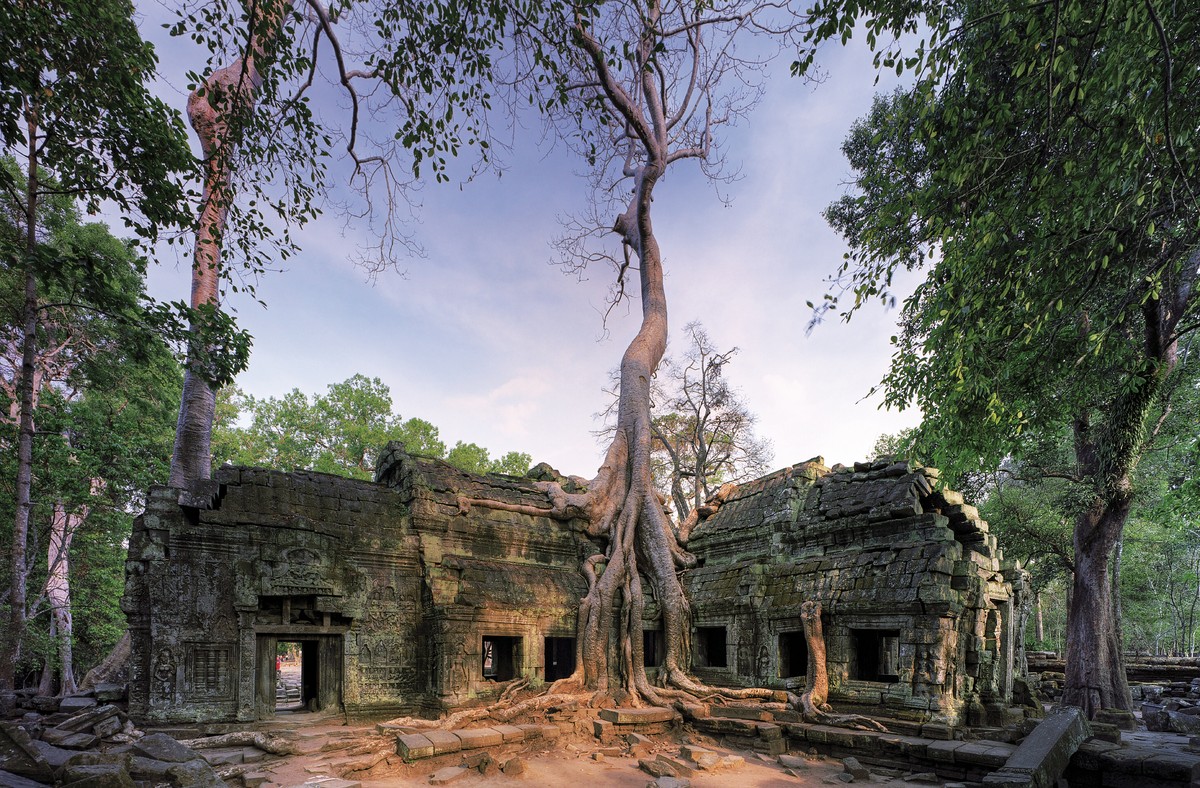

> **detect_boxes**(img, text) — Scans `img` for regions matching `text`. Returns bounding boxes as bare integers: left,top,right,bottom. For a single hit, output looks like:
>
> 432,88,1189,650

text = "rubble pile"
0,694,284,787
1141,677,1200,735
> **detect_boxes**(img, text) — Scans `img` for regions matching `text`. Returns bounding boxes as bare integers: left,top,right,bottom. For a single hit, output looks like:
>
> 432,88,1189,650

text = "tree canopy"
213,374,531,480
817,0,1200,716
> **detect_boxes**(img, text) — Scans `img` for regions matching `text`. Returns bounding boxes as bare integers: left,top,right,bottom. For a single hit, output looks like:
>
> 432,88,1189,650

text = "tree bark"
3,114,42,691
169,0,283,487
39,499,83,696
1034,592,1045,643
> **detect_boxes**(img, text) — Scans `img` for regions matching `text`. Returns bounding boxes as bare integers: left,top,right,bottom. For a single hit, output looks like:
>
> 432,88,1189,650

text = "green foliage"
0,216,181,682
214,374,531,479
0,0,193,239
818,0,1199,486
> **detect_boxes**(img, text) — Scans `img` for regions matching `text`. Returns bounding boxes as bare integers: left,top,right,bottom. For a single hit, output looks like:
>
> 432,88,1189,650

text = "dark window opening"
643,629,664,667
544,637,575,682
778,631,808,679
694,627,728,668
482,635,520,681
851,629,900,682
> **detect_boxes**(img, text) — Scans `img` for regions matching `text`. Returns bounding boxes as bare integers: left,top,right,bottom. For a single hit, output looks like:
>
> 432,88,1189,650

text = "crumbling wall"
685,458,1028,727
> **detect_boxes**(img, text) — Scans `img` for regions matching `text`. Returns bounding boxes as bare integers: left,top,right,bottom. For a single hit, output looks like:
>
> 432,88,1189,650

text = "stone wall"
123,445,588,724
683,458,1028,727
124,446,1026,728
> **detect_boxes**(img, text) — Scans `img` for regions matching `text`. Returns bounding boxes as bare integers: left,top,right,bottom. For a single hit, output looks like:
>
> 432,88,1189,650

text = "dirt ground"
248,713,857,787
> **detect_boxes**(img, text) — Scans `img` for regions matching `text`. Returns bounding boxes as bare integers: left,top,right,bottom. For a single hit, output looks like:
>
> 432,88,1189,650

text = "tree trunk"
1063,500,1132,716
3,117,43,692
169,0,283,487
1034,592,1045,643
39,500,81,697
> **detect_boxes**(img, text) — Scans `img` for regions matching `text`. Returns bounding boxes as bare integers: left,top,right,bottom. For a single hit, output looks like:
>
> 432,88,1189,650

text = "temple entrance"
255,634,343,719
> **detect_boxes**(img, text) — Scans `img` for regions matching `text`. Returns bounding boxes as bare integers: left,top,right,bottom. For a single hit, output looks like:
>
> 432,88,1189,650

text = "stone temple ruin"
123,443,1031,731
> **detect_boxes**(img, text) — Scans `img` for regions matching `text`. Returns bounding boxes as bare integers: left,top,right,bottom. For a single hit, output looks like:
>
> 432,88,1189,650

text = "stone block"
492,724,524,742
599,707,674,725
131,733,196,764
710,705,773,722
455,727,503,749
428,766,470,785
515,724,543,740
57,696,98,714
926,740,964,763
396,733,435,760
592,718,614,742
755,722,783,741
42,730,98,750
61,763,136,788
539,724,561,740
0,769,48,788
0,722,55,781
422,730,462,755
985,706,1089,788
843,756,870,781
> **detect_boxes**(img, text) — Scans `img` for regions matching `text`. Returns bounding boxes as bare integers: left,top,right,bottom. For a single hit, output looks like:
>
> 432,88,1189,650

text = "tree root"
179,730,297,755
382,692,581,731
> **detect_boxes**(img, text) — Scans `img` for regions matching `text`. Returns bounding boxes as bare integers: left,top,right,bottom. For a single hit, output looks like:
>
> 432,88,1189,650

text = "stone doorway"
255,634,343,719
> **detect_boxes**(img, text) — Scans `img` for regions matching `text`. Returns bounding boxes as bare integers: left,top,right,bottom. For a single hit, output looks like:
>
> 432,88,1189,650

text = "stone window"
778,631,808,679
694,626,728,668
481,635,521,681
189,645,232,698
643,629,664,667
544,637,574,682
850,629,900,682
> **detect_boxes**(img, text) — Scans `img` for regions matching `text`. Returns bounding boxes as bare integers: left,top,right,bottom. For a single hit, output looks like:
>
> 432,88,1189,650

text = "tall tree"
164,0,525,486
451,0,811,705
811,0,1200,716
0,0,192,690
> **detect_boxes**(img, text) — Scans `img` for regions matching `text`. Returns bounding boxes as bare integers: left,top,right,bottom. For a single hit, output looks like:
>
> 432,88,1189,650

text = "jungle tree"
165,0,526,486
812,0,1200,715
448,0,822,705
0,0,192,690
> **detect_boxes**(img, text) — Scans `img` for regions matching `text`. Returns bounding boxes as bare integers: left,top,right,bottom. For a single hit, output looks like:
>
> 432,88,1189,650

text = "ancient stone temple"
122,444,1028,727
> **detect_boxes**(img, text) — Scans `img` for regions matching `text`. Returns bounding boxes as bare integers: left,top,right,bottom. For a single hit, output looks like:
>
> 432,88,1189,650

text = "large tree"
812,0,1200,716
448,0,814,706
0,0,192,689
165,0,524,486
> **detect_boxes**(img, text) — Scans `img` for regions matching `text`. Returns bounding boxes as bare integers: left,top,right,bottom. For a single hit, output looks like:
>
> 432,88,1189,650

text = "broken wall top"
689,457,1003,572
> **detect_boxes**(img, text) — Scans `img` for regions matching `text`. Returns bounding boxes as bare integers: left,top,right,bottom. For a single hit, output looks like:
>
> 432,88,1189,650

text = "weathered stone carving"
124,446,1027,728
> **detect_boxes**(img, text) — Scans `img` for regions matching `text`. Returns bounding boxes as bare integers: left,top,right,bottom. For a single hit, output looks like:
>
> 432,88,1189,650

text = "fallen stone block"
779,753,807,770
131,732,197,764
396,733,435,761
41,731,98,750
454,727,503,749
53,704,120,734
0,721,55,781
57,697,98,714
599,707,674,725
843,756,870,781
165,758,225,788
242,772,270,788
982,706,1089,788
61,763,135,787
501,757,525,776
650,777,691,788
0,769,49,788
